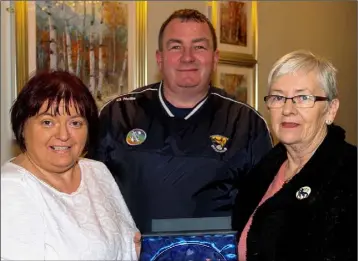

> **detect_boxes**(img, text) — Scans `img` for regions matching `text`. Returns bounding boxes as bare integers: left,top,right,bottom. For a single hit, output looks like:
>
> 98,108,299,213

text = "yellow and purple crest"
210,135,229,153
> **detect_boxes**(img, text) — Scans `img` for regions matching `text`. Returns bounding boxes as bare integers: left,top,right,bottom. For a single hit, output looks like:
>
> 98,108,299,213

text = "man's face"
156,18,219,92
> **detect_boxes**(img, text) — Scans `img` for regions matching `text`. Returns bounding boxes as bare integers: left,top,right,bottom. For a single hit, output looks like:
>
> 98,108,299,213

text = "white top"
1,158,138,260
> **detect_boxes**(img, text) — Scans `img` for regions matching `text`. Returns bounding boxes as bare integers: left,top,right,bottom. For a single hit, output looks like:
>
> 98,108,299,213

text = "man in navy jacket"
88,9,272,233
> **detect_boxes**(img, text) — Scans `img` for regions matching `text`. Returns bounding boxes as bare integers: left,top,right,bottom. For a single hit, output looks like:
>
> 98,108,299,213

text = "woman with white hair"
232,50,356,261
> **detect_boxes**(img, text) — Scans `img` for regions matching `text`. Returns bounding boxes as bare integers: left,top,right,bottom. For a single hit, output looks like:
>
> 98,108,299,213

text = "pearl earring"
325,119,332,125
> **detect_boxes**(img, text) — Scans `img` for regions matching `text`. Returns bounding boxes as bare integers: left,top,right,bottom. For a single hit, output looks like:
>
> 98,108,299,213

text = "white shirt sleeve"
1,178,45,260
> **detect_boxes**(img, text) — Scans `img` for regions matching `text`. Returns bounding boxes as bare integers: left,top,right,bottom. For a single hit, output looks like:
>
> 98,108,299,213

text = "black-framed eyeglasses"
264,95,330,108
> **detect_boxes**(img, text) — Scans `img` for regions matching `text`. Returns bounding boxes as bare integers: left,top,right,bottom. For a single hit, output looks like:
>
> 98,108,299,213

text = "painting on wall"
214,63,255,108
207,1,257,64
15,1,146,109
219,1,248,48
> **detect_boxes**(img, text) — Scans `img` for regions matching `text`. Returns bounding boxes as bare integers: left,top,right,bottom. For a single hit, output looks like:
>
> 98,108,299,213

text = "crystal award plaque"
139,217,237,261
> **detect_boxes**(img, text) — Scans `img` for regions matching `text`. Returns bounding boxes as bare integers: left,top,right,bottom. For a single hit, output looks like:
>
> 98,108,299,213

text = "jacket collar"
158,81,211,120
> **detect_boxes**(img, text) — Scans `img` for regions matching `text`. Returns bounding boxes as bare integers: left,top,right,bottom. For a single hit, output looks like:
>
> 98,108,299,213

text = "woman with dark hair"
1,71,140,260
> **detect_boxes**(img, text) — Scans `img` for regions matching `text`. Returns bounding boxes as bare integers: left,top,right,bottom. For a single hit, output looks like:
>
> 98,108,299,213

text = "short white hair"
268,50,338,100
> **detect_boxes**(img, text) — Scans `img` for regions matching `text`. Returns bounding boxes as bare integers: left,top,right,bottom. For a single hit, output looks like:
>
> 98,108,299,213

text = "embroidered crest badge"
210,135,229,153
126,129,147,146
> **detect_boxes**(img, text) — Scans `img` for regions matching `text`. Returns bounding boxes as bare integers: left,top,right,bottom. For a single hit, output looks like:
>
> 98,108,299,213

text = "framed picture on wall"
14,1,147,109
207,1,257,64
214,62,256,108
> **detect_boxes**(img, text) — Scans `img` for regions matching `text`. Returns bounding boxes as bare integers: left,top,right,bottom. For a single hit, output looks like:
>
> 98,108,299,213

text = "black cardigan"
232,125,357,261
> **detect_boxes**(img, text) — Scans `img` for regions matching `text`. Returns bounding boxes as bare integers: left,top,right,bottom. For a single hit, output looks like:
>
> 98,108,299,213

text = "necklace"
283,161,302,184
284,146,319,184
25,153,79,193
284,175,294,184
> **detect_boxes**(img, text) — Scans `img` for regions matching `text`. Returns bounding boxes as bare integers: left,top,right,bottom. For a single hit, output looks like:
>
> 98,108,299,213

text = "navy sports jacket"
88,82,273,233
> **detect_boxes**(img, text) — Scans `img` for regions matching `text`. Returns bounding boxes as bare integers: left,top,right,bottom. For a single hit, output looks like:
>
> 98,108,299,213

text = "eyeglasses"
264,95,330,108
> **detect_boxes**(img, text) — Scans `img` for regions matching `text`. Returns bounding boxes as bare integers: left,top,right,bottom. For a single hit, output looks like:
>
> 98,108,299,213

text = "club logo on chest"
210,135,229,153
126,129,147,146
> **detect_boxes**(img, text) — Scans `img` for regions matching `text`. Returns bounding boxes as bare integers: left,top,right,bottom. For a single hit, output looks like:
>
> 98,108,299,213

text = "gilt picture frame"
208,1,257,65
214,61,257,109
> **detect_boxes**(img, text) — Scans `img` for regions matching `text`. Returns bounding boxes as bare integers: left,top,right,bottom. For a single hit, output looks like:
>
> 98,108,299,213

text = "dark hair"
158,9,217,51
10,70,99,152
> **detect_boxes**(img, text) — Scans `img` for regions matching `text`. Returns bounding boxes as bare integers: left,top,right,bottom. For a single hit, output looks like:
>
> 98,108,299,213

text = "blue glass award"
139,217,237,261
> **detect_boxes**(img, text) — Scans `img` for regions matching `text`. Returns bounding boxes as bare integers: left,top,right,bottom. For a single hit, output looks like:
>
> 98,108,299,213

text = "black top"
232,124,357,261
89,82,273,233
